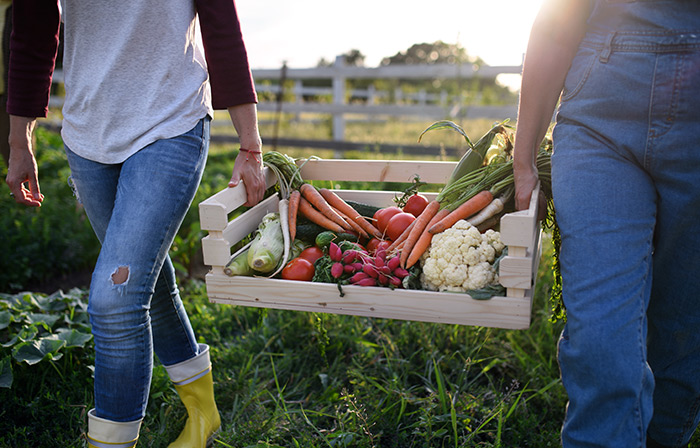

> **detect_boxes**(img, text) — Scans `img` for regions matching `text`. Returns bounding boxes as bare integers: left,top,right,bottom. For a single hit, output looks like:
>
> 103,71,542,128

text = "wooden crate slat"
199,168,278,231
297,159,455,184
205,275,531,330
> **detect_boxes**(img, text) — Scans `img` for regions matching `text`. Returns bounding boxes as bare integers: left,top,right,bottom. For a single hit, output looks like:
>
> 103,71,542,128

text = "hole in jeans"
111,266,129,285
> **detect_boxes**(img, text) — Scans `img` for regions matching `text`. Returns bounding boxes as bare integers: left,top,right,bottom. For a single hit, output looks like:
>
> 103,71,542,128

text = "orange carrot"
335,208,369,239
300,183,350,231
298,197,346,233
319,188,382,238
428,190,493,235
288,190,301,241
404,208,450,269
399,200,440,268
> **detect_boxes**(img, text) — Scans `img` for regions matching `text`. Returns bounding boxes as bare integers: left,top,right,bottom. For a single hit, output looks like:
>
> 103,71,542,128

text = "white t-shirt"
59,0,213,163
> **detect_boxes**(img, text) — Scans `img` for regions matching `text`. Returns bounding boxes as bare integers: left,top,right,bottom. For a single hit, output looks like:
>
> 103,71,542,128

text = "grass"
0,235,568,447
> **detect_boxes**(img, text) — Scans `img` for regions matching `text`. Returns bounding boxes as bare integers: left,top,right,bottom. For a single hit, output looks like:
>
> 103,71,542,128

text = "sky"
235,0,544,70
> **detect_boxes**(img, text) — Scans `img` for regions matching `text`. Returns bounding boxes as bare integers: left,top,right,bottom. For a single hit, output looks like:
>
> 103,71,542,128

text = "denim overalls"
552,1,700,446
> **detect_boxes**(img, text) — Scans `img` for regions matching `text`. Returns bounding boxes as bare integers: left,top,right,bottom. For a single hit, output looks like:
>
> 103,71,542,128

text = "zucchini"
344,200,382,218
294,220,326,243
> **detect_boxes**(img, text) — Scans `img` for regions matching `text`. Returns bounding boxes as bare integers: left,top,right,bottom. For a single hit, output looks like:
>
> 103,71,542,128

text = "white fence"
251,56,522,140
49,56,522,142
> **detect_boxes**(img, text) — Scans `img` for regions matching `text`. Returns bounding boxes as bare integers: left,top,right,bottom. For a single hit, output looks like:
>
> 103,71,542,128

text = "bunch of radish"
326,241,409,288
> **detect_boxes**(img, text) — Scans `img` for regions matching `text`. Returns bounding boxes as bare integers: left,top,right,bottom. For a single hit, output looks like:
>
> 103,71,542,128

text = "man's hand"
6,116,43,207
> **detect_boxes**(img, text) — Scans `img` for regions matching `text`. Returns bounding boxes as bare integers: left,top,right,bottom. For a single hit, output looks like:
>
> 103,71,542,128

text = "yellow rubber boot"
86,408,141,448
165,344,221,448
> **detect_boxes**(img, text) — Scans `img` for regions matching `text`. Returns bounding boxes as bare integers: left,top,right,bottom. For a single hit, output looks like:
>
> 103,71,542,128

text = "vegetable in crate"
420,220,505,293
247,212,285,273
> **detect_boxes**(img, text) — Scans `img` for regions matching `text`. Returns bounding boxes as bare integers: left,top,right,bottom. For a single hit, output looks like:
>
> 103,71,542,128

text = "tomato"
281,257,315,281
299,246,324,264
385,212,416,241
366,238,390,255
365,238,383,254
373,206,403,235
403,193,430,217
374,240,391,253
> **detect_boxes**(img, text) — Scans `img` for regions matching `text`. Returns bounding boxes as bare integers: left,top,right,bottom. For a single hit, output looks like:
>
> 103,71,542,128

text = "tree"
380,41,484,66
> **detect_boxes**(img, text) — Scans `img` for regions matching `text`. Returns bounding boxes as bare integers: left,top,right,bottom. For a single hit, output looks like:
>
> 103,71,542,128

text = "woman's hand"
6,116,43,207
227,103,265,206
229,147,265,207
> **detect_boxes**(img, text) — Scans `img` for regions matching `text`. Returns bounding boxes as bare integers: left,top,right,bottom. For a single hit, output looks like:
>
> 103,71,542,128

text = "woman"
513,0,700,446
5,1,265,446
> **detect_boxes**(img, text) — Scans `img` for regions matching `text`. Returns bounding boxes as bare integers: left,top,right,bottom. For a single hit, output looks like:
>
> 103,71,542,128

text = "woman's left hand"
229,148,265,207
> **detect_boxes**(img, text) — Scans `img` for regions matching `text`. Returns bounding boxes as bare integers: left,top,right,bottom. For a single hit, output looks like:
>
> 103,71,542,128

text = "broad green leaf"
0,356,12,389
25,313,61,328
0,310,11,330
1,334,18,348
56,329,93,348
18,325,39,342
12,337,66,365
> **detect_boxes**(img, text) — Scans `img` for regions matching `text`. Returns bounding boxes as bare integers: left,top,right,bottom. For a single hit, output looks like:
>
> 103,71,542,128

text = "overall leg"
552,123,657,447
645,50,700,447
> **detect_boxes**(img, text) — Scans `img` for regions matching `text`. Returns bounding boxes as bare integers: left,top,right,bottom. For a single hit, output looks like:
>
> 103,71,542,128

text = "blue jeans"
552,5,700,446
65,118,210,422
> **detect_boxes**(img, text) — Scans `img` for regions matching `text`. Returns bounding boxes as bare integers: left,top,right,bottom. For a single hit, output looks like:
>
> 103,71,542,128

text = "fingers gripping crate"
199,159,542,330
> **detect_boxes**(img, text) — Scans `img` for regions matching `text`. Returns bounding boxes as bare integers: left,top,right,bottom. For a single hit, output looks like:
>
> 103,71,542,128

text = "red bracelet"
239,147,262,162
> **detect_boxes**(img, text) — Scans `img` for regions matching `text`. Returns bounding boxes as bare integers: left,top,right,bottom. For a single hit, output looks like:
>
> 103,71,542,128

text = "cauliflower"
420,220,505,292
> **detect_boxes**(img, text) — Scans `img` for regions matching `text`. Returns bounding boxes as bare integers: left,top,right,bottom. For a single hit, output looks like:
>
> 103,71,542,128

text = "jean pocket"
560,46,598,103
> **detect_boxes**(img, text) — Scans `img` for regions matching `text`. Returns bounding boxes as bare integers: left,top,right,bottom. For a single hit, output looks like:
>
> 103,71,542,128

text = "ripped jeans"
65,118,209,422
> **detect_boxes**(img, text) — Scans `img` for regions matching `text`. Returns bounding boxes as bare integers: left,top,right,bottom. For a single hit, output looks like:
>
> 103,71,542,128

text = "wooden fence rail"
49,55,522,143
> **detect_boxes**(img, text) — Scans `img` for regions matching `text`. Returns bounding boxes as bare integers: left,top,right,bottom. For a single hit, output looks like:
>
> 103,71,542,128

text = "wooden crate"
199,159,541,330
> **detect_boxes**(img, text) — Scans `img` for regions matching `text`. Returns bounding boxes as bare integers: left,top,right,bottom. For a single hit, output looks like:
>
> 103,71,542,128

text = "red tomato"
385,212,416,241
374,240,391,253
365,238,383,254
366,238,390,255
403,193,430,217
373,206,402,235
299,246,324,264
281,257,315,281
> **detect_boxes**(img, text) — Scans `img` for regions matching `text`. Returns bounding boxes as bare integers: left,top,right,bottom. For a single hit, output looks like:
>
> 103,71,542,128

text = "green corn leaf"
418,120,474,148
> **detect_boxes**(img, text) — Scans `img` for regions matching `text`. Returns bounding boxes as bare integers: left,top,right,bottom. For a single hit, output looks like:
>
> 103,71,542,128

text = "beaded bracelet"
239,147,262,163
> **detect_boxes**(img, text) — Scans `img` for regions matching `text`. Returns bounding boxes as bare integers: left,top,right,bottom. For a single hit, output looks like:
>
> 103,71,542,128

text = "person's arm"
5,0,60,207
513,0,593,211
226,103,265,206
196,0,264,206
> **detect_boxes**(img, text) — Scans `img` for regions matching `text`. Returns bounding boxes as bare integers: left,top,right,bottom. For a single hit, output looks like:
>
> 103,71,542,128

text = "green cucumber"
315,231,358,249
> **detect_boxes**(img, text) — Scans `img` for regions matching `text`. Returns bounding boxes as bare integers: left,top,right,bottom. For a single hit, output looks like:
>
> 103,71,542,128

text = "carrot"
404,208,450,269
428,190,493,235
335,208,369,239
288,189,301,241
399,200,440,268
298,197,346,233
319,188,382,238
300,183,351,231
